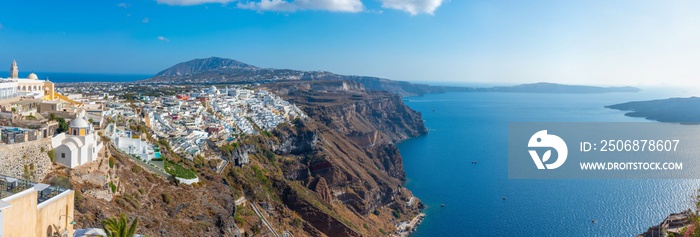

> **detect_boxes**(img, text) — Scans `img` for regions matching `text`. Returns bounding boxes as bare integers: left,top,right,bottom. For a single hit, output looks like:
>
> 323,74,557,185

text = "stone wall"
175,176,199,185
0,138,53,181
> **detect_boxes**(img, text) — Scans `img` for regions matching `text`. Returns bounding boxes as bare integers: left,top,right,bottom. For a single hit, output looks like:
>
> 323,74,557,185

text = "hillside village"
0,60,309,236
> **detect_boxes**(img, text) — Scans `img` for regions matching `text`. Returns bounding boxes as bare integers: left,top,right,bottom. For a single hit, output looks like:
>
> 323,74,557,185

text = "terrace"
0,174,69,204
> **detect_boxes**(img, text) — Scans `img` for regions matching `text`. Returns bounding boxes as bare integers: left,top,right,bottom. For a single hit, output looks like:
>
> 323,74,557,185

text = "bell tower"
9,60,18,78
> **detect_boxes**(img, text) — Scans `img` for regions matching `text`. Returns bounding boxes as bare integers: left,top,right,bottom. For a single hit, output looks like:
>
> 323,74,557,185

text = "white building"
51,112,104,168
107,124,153,162
114,136,152,161
1,60,57,100
0,80,17,100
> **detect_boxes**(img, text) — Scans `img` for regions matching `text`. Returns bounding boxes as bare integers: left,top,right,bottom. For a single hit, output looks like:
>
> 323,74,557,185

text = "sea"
6,70,697,236
399,88,700,237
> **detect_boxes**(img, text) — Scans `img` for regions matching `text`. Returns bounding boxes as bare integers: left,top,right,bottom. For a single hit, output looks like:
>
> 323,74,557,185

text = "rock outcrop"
263,80,426,235
68,79,427,236
310,177,332,204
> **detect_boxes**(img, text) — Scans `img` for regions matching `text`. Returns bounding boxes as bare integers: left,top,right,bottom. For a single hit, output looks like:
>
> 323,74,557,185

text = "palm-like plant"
100,214,138,237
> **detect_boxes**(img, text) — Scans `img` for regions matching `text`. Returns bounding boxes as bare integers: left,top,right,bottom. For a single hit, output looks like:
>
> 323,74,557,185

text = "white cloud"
238,0,364,13
157,36,170,42
380,0,444,15
156,0,233,6
117,2,131,8
156,0,443,14
142,18,150,23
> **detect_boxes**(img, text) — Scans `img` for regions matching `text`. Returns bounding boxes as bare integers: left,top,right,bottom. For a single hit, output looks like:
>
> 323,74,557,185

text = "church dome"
69,117,89,128
27,73,38,80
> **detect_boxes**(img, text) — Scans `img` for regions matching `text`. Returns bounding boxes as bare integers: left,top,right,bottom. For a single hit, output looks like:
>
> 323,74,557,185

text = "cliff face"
262,80,426,235
65,79,426,236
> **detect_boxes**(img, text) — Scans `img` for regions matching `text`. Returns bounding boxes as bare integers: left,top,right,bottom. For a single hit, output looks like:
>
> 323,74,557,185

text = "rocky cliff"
63,80,427,236
207,80,428,236
258,80,427,235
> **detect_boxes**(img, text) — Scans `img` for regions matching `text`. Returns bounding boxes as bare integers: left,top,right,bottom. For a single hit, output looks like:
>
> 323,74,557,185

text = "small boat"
502,197,506,200
471,160,478,164
592,219,597,223
440,204,445,207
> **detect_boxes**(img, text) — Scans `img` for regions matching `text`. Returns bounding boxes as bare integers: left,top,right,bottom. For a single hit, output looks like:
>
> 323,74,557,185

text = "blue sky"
1,1,700,86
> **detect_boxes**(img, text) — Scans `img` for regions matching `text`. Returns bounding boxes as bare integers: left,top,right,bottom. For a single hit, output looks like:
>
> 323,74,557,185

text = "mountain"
145,57,641,96
145,57,442,96
154,57,258,77
470,82,641,93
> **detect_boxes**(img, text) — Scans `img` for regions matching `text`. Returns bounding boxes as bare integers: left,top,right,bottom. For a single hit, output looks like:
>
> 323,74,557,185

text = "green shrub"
262,131,272,137
130,165,142,174
109,182,117,193
47,150,55,163
234,211,245,225
292,217,302,228
208,159,219,169
49,176,72,189
193,155,206,168
373,209,380,215
251,165,269,185
55,117,69,134
263,149,276,162
109,156,115,168
75,189,85,204
164,160,197,179
161,193,172,204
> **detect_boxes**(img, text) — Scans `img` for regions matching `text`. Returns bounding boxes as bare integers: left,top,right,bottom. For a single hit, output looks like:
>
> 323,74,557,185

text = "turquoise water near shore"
399,90,700,236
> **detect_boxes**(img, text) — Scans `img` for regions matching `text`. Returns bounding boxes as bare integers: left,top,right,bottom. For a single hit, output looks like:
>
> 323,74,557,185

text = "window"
61,153,65,158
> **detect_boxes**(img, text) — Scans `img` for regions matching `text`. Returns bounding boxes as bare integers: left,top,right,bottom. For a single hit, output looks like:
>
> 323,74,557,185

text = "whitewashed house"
51,111,104,168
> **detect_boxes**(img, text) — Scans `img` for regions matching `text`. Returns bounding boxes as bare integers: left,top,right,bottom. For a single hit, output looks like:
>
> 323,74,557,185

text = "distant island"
143,57,641,96
450,82,641,94
606,97,700,123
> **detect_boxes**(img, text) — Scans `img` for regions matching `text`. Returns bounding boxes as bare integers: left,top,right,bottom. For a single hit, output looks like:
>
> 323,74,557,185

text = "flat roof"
33,183,50,192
